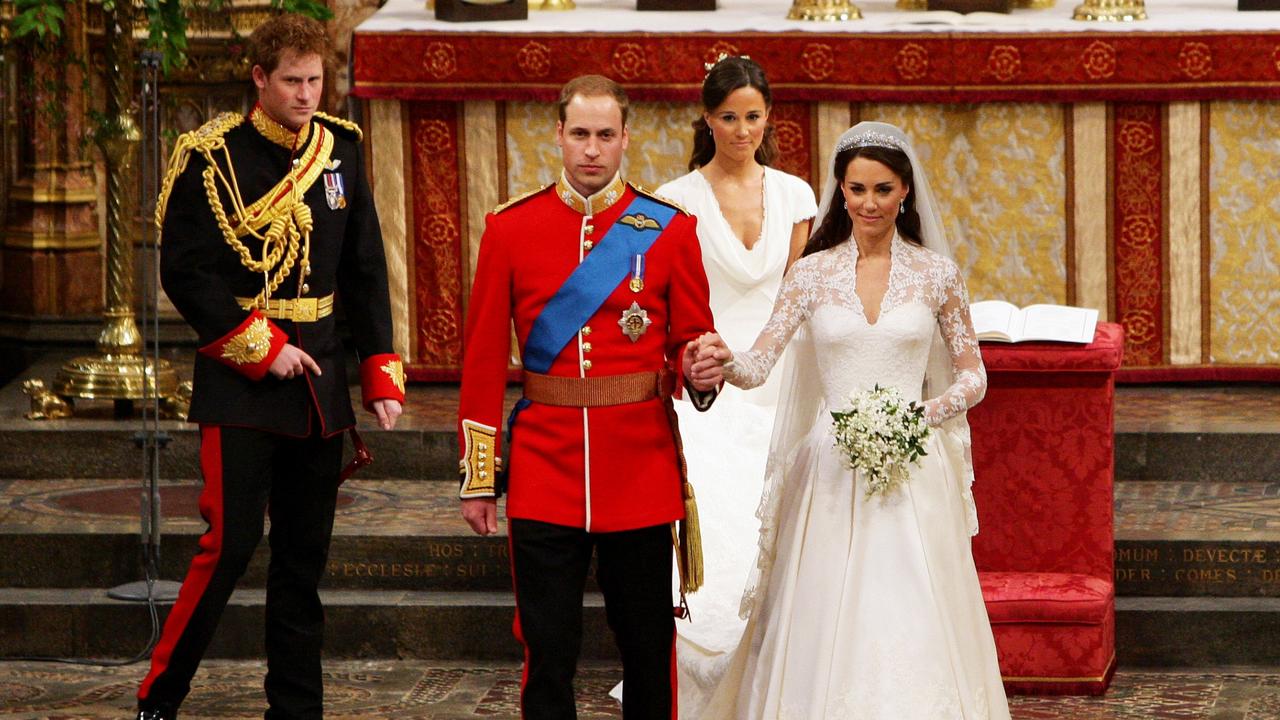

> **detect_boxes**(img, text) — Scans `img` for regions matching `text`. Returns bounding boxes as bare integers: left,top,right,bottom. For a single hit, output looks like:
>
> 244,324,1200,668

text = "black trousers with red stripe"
137,424,344,719
509,519,676,720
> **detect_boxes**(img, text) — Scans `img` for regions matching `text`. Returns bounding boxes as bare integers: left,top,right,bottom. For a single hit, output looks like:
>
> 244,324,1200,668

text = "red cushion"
981,571,1112,625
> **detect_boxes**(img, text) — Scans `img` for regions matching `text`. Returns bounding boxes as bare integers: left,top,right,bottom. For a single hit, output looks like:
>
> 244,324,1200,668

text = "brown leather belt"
522,370,675,407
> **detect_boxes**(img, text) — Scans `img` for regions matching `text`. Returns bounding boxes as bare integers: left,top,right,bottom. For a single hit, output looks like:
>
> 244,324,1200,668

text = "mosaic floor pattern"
3,661,1280,719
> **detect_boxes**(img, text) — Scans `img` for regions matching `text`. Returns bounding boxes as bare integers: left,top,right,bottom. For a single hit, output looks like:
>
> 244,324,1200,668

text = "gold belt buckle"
291,297,318,322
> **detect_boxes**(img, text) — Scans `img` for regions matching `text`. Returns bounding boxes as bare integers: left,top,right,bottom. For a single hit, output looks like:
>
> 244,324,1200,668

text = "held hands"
683,332,732,392
269,344,321,380
462,497,498,535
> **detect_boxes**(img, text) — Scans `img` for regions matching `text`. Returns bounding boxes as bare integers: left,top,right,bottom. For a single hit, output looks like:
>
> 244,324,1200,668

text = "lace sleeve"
724,259,814,389
923,261,987,426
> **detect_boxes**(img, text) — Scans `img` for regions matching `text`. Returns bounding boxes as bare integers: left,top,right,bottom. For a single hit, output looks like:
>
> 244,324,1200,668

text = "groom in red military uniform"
458,75,722,719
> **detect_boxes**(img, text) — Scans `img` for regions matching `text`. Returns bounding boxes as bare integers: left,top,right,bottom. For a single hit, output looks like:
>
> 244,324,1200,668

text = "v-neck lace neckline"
848,234,900,327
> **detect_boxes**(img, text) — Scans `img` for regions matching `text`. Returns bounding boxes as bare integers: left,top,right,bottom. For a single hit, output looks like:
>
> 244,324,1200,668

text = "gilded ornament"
222,317,274,365
381,359,407,394
619,213,661,231
618,301,652,342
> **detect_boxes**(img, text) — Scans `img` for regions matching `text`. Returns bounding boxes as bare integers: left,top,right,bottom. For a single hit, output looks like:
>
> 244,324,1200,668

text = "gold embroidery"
221,317,273,365
156,111,334,309
492,183,551,214
459,419,499,498
380,359,406,394
314,111,364,141
555,172,625,215
619,213,661,231
629,181,692,216
250,104,310,150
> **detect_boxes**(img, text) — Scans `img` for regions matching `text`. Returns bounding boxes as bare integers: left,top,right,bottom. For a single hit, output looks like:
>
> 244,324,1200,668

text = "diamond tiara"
837,130,904,152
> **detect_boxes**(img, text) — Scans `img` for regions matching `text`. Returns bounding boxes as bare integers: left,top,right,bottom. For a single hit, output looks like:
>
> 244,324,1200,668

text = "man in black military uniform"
133,14,404,720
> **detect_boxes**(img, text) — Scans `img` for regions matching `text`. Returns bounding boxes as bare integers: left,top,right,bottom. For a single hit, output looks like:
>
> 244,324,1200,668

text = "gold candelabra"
1072,0,1146,20
29,0,185,421
788,0,860,20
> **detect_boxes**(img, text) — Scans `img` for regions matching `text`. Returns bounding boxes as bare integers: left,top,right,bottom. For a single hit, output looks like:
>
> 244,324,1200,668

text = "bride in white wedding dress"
609,57,815,715
696,122,1011,719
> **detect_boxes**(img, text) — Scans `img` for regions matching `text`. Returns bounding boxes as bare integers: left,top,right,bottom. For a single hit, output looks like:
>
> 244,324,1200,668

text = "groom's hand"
461,498,498,535
684,333,727,391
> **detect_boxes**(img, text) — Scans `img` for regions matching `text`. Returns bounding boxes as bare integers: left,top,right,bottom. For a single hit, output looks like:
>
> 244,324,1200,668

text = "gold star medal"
618,301,651,343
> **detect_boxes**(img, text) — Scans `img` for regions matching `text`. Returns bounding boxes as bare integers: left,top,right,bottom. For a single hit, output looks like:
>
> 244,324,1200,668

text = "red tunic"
458,174,715,532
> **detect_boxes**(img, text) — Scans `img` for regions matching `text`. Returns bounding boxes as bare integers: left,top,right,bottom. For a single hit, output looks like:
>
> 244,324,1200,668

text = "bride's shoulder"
902,239,958,271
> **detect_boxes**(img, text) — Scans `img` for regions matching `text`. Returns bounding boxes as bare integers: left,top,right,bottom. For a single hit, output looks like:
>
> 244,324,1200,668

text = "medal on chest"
618,301,651,342
323,172,346,210
629,253,646,293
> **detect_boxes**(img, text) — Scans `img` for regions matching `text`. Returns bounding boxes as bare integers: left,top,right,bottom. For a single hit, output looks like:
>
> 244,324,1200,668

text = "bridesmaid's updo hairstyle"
803,143,924,258
688,56,778,171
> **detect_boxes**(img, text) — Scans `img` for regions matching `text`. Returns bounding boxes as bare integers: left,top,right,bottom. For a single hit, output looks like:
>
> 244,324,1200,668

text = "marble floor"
3,660,1280,719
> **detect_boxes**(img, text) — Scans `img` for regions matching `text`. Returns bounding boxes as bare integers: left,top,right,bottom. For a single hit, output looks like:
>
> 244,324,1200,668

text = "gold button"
478,443,488,451
584,240,595,250
478,452,487,461
581,326,592,336
585,225,594,235
582,342,593,353
479,471,488,479
582,359,593,371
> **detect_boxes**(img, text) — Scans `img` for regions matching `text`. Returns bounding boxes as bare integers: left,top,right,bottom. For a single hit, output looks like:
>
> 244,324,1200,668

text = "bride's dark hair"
688,56,778,171
803,144,923,258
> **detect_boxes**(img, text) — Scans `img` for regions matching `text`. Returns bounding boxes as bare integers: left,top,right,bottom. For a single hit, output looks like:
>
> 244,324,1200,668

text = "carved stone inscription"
1115,541,1280,597
327,538,511,590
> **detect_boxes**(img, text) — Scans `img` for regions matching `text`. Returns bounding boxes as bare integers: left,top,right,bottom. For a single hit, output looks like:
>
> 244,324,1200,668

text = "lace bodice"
725,235,986,425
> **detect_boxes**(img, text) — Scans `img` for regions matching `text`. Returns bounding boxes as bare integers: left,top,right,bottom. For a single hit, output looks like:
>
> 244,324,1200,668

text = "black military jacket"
159,105,404,437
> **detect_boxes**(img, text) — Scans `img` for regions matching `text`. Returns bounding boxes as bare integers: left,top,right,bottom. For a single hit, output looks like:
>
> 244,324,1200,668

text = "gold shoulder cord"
314,111,363,142
156,113,334,307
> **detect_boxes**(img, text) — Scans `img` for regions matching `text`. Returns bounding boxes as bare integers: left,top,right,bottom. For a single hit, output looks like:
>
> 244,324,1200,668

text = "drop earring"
899,201,905,215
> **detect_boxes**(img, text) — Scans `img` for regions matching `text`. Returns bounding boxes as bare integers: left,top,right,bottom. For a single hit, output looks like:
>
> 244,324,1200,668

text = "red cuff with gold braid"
360,353,406,410
198,309,287,381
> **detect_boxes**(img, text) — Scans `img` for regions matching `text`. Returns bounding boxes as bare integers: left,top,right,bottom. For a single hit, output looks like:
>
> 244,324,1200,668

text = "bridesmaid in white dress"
609,56,816,715
696,122,1011,719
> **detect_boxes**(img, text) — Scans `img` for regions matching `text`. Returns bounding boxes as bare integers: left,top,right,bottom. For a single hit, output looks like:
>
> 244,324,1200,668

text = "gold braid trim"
155,112,244,229
155,113,334,308
314,111,363,141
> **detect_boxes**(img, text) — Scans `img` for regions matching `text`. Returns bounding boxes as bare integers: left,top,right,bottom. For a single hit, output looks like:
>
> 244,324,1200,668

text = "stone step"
1116,597,1280,667
4,384,1279,483
5,426,1278,483
0,588,615,662
2,589,1277,667
5,478,1280,596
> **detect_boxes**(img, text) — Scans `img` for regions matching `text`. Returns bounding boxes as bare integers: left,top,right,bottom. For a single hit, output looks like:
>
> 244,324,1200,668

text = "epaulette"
629,181,692,216
155,112,244,226
491,183,552,215
314,112,363,142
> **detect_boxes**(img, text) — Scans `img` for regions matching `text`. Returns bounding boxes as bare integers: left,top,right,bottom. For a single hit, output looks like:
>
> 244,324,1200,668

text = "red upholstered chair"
967,322,1124,695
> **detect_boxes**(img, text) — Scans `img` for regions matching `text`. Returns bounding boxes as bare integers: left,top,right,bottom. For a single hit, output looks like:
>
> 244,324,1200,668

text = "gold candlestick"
1073,0,1145,20
788,0,861,20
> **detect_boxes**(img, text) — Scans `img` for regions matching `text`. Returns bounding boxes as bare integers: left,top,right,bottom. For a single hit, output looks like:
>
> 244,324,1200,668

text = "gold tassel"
678,481,704,593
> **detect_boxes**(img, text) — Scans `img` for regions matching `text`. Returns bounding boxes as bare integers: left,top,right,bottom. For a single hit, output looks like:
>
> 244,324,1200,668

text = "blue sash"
522,194,677,373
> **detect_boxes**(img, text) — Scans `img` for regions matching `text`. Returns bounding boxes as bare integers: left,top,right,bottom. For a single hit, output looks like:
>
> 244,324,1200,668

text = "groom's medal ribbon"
629,252,645,293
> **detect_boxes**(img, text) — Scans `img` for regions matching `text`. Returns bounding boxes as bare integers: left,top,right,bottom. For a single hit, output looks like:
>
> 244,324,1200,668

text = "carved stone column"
0,0,102,316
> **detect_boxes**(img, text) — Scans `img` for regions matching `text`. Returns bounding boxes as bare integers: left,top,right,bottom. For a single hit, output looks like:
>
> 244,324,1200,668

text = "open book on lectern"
969,301,1099,344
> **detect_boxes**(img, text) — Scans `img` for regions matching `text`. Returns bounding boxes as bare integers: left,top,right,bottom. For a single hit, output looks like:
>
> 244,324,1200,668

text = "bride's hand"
684,333,729,391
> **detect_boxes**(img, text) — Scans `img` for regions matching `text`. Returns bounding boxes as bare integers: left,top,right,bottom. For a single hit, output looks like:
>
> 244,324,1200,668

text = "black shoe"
135,704,177,720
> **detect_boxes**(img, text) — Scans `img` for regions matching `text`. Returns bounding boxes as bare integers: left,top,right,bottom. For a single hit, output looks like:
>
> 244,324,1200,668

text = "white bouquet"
830,385,932,498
